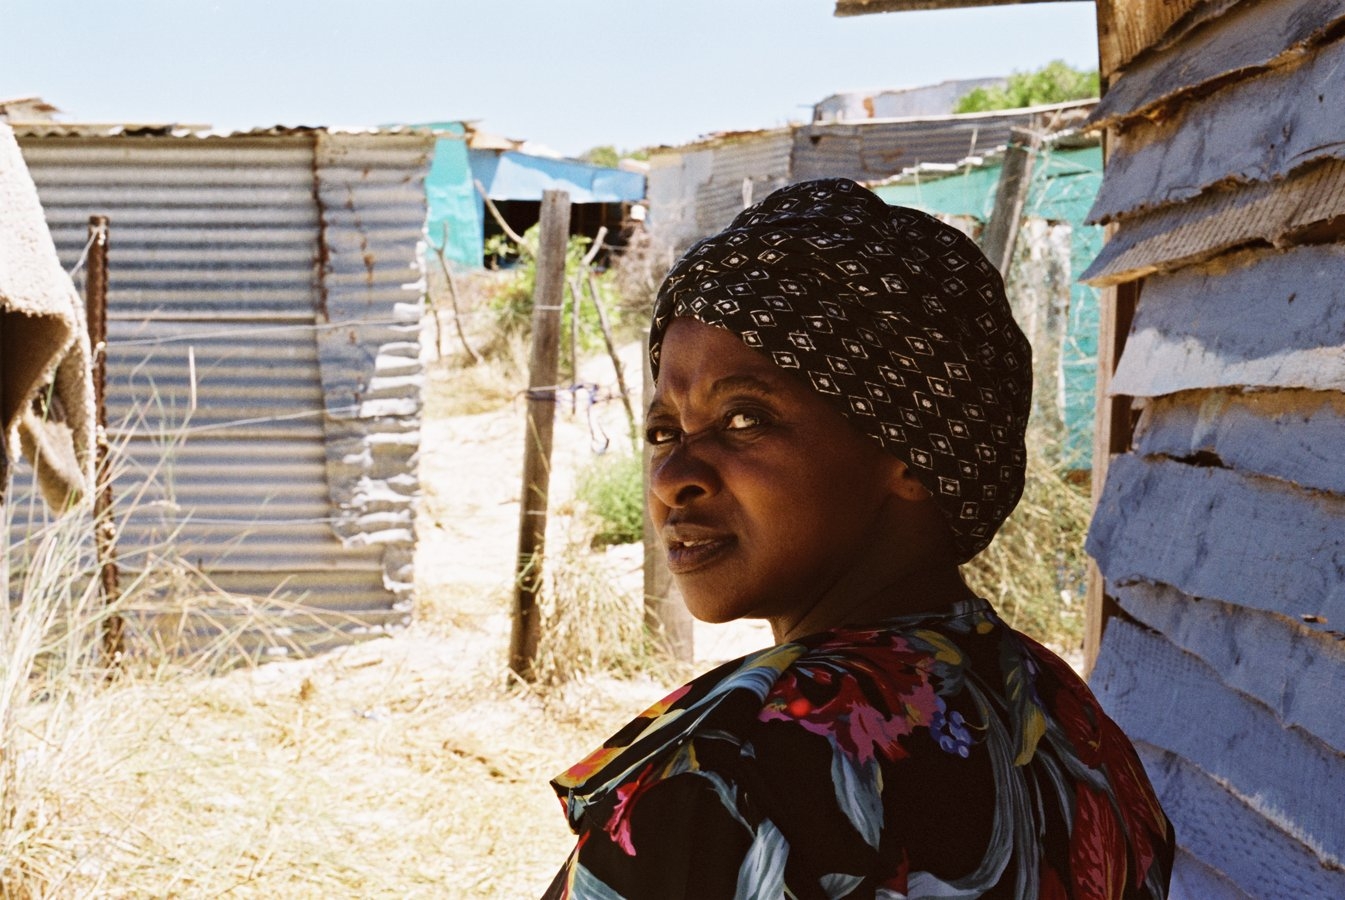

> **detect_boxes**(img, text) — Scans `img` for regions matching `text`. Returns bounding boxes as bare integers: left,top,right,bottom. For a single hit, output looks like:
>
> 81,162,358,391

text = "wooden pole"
981,127,1038,277
509,190,570,680
86,215,123,667
642,336,693,661
585,270,638,448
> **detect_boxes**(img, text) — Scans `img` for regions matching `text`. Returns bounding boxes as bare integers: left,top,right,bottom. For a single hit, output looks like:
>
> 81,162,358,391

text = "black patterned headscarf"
649,178,1032,563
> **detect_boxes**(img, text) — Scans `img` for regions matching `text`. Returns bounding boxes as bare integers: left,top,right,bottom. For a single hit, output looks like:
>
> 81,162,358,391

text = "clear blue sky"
1,0,1097,158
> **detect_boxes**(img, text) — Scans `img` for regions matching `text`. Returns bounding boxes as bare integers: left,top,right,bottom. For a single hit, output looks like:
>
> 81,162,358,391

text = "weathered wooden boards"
1084,2,1345,892
1091,0,1345,131
1090,454,1345,629
1093,26,1345,222
1109,243,1345,396
1095,622,1345,895
1134,390,1345,496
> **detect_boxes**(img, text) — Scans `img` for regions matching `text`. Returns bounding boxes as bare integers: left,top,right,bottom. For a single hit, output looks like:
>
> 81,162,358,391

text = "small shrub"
575,452,644,547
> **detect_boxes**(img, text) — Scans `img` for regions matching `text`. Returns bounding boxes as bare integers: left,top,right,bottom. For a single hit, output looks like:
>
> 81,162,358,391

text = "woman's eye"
725,411,763,430
645,426,679,445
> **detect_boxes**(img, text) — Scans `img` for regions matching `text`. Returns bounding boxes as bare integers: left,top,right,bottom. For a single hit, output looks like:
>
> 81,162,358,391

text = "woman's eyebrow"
705,374,777,398
646,373,778,419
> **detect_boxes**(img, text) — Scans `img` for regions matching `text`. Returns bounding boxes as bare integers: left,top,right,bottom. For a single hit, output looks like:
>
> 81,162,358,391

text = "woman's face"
647,317,904,626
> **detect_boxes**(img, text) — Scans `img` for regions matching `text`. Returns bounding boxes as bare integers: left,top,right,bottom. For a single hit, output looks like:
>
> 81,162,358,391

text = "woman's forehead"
651,319,797,403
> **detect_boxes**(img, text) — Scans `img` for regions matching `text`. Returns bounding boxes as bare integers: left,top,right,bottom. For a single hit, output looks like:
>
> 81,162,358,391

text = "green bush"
954,60,1099,113
575,451,644,546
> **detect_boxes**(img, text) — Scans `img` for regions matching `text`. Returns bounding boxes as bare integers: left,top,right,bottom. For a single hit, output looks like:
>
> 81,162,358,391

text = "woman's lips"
661,529,735,574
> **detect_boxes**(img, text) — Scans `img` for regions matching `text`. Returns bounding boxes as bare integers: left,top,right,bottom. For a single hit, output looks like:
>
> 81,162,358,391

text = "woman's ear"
887,458,933,502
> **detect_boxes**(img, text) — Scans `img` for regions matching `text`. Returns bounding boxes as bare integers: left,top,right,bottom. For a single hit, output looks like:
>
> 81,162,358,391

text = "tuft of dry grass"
960,423,1091,659
529,513,685,689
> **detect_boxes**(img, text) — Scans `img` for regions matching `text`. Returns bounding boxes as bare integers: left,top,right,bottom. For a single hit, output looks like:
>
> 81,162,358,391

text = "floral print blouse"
545,598,1174,899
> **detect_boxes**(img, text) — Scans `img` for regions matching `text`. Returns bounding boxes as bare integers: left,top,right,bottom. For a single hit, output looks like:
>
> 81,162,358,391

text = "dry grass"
960,424,1091,659
2,496,666,898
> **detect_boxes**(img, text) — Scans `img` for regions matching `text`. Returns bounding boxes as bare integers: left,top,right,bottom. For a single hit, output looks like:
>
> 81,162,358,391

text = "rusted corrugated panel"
696,132,793,238
314,132,432,601
793,114,1019,182
12,133,416,638
1107,243,1345,397
646,130,793,253
1080,156,1345,285
1089,0,1345,129
1090,34,1345,224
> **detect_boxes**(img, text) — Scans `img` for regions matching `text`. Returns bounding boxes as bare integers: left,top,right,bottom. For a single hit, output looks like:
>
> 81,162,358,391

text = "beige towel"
0,121,95,511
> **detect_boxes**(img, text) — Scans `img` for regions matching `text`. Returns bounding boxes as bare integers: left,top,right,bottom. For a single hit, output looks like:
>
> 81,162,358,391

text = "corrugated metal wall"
1082,2,1345,896
11,130,431,658
647,129,794,255
647,106,1085,256
791,110,1029,182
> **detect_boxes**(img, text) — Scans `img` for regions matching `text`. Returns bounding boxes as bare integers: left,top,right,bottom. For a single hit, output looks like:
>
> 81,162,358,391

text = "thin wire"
111,316,416,348
66,226,103,278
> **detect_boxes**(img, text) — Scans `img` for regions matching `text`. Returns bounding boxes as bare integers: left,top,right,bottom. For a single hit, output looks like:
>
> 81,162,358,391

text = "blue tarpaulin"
420,125,645,268
470,150,645,204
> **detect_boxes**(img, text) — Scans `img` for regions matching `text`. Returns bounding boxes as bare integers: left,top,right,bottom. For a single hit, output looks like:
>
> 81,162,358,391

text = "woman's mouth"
663,534,735,574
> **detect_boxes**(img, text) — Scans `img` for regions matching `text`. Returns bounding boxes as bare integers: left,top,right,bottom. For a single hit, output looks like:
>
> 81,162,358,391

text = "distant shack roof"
834,0,1089,15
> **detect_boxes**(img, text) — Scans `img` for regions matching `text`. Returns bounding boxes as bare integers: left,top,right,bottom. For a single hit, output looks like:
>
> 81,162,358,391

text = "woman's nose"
648,439,721,509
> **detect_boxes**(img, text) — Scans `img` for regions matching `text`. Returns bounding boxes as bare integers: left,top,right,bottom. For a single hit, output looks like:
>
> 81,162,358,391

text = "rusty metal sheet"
1090,0,1345,128
1079,156,1345,285
1090,35,1345,223
11,131,428,635
1109,242,1345,397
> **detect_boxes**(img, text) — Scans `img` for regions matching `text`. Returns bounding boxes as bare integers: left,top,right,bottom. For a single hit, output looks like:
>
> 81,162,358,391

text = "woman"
543,179,1174,899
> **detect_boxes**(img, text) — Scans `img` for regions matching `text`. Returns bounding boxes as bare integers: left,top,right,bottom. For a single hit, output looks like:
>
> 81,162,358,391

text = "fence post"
509,190,571,680
642,335,693,661
981,127,1038,276
86,215,123,667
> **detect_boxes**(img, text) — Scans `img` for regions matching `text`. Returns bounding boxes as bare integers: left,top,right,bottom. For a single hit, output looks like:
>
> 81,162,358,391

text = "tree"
954,60,1099,113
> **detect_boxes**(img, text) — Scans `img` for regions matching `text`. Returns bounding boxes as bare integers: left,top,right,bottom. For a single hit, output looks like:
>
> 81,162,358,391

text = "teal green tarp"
874,146,1103,470
423,124,485,268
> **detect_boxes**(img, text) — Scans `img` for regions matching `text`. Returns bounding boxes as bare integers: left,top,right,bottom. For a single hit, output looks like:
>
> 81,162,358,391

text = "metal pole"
86,215,123,667
509,190,570,680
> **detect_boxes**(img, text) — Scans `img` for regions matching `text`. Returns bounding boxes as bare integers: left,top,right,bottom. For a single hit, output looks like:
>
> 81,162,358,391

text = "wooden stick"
642,337,693,661
585,269,638,448
433,222,481,365
509,190,571,681
474,178,530,250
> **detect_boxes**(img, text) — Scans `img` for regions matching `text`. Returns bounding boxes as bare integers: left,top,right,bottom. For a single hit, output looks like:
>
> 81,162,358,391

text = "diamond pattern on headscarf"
650,178,1032,563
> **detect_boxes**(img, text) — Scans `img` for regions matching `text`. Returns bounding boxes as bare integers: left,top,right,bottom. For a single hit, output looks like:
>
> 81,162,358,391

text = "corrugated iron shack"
844,1,1345,896
646,100,1092,256
8,122,433,658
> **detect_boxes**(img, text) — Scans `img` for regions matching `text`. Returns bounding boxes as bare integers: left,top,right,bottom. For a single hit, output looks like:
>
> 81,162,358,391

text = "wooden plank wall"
1084,1,1345,894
